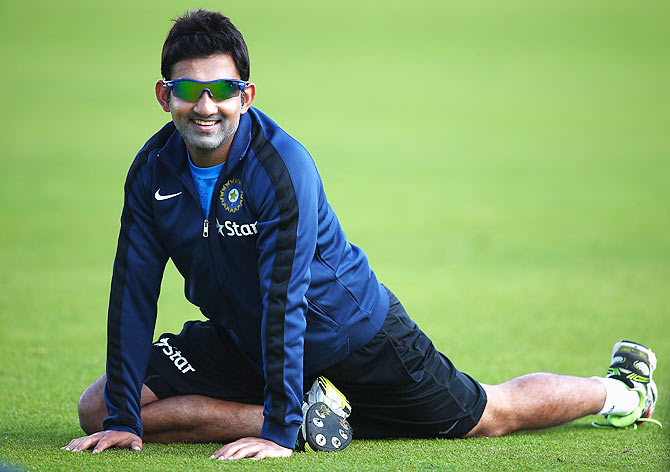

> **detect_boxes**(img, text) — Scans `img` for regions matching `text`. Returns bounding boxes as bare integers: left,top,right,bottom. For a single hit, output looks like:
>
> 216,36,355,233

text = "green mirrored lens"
172,80,240,102
172,81,202,101
209,81,240,101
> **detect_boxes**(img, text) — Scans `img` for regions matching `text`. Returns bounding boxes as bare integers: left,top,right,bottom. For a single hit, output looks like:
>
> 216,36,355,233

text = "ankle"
591,376,640,416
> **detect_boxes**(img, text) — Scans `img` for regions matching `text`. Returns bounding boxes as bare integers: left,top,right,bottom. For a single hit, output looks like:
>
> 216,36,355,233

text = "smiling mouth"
192,119,219,126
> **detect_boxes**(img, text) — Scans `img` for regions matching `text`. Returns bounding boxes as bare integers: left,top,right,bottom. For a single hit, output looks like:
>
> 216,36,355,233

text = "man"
63,10,660,461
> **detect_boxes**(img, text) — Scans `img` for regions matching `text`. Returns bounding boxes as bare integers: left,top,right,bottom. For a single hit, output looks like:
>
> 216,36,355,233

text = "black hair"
161,10,250,80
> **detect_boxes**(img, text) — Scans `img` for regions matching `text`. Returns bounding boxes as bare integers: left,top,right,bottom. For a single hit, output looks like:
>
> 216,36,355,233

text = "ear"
240,83,256,114
155,80,171,112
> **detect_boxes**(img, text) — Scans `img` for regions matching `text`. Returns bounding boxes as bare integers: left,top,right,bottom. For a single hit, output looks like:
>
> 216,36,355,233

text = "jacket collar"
157,110,253,176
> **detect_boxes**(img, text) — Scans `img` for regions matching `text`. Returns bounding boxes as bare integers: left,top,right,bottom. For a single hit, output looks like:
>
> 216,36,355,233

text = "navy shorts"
145,287,487,439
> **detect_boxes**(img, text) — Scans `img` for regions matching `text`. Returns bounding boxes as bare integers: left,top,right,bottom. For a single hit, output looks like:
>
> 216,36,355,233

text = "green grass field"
1,0,668,470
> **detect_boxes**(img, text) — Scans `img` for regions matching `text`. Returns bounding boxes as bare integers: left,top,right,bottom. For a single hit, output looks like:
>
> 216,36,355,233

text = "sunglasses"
163,78,250,102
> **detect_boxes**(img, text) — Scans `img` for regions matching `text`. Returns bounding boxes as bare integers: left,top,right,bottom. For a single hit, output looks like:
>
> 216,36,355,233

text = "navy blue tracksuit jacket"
103,107,389,448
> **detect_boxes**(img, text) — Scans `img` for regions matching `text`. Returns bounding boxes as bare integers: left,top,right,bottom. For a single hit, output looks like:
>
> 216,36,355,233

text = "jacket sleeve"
251,133,320,449
102,152,168,436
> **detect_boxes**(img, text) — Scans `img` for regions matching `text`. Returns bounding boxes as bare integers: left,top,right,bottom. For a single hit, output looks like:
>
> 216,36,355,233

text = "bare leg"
142,395,262,442
79,372,607,442
466,373,606,437
78,374,263,443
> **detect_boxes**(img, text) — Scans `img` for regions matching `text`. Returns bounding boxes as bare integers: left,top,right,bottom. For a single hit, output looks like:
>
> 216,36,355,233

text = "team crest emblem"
220,179,244,213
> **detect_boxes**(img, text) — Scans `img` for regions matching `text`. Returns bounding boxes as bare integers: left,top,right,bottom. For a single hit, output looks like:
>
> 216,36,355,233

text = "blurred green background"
0,0,668,470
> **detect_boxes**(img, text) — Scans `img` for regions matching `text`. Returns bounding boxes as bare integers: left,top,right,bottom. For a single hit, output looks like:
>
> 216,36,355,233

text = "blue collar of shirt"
187,149,224,179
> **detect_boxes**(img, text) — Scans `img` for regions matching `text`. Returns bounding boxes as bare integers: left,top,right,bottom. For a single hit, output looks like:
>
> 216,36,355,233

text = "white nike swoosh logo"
155,189,183,201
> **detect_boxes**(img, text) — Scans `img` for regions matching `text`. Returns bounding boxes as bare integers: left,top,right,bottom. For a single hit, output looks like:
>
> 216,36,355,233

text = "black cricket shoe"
296,402,353,452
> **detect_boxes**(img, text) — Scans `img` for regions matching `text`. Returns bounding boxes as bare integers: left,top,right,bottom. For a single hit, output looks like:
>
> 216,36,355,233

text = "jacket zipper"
155,151,235,316
203,161,229,239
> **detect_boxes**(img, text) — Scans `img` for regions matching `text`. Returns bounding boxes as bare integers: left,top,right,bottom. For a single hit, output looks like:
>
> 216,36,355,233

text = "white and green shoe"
593,340,661,429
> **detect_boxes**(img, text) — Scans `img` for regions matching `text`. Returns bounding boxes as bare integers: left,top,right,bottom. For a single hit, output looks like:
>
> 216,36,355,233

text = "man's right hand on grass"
62,430,142,453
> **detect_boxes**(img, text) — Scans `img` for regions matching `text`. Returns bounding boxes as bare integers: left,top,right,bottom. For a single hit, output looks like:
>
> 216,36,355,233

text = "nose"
193,90,218,116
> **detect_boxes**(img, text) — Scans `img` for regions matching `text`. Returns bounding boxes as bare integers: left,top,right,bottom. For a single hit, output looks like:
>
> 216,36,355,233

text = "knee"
467,413,512,438
468,417,511,438
465,385,514,438
78,375,107,435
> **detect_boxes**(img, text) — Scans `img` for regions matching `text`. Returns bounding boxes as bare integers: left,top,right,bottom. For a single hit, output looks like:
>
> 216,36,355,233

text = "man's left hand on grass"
210,437,292,460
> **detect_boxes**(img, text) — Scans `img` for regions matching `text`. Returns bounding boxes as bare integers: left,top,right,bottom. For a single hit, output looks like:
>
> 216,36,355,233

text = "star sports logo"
216,218,258,237
154,338,195,374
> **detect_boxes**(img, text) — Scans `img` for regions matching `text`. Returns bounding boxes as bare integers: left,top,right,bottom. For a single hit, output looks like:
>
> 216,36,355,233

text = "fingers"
211,437,292,460
91,435,117,454
92,432,143,453
211,438,261,459
211,438,253,459
228,444,266,460
61,430,142,454
210,441,238,459
251,448,291,460
252,450,269,460
130,437,143,451
61,432,103,452
61,437,81,451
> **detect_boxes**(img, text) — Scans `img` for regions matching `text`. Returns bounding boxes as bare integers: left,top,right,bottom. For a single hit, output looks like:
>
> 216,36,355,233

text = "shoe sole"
303,402,353,452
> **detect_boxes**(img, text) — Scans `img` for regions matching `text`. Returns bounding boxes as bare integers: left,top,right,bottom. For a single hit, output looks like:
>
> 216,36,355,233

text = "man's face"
156,54,254,163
